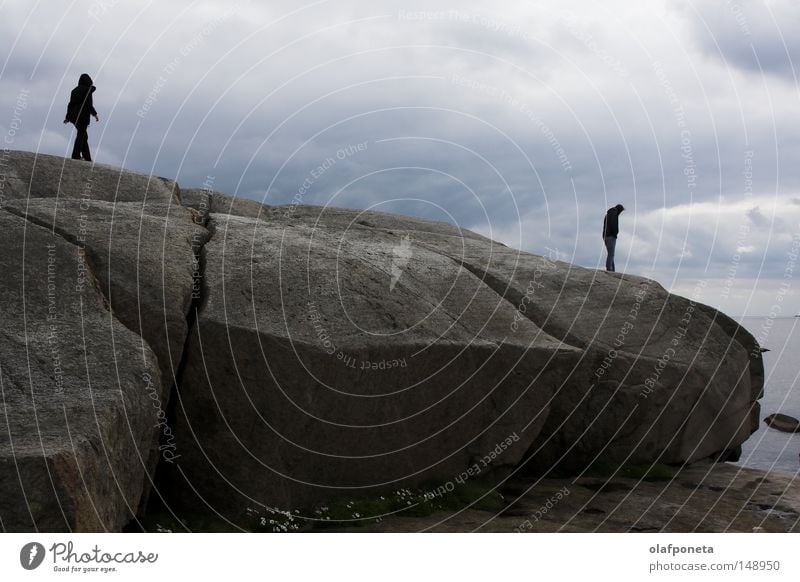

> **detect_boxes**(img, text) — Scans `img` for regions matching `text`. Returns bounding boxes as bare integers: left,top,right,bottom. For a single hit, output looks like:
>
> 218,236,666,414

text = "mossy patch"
133,479,506,532
620,463,675,481
586,460,676,482
310,479,505,529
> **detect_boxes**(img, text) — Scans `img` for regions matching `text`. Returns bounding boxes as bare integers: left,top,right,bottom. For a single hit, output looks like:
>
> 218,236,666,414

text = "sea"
734,316,800,474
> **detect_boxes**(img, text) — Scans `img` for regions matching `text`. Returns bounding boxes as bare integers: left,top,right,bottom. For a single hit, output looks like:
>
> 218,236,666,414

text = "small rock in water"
764,413,800,434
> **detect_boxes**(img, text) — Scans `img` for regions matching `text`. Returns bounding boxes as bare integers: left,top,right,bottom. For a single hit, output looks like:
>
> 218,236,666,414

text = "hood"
78,73,93,87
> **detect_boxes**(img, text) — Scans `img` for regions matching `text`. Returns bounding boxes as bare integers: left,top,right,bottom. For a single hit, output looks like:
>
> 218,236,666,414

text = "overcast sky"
2,0,799,316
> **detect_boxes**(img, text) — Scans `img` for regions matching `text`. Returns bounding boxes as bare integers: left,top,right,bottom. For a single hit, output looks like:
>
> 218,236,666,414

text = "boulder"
167,203,763,519
266,206,762,470
0,151,200,531
0,150,764,531
169,211,581,515
764,413,800,433
0,210,163,531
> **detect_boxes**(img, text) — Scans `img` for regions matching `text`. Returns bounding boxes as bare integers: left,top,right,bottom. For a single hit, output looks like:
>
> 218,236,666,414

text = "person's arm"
89,93,98,121
609,213,619,237
64,90,75,123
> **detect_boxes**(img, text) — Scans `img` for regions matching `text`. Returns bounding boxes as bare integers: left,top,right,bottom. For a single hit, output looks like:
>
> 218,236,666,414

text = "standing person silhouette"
602,204,625,272
63,73,99,161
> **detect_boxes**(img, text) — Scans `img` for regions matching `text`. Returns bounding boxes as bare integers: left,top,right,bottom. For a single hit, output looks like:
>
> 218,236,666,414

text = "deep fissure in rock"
132,214,215,530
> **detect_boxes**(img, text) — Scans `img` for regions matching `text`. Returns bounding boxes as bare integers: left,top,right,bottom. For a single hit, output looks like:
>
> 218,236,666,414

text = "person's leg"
604,236,616,271
610,236,616,271
78,124,91,161
71,127,83,160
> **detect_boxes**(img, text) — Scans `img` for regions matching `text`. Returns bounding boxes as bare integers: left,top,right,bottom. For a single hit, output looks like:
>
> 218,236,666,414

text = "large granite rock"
0,152,201,531
0,150,764,531
168,210,580,515
167,203,763,519
0,210,162,531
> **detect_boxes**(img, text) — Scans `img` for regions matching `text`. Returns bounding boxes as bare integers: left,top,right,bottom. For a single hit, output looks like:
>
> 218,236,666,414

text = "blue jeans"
604,236,617,271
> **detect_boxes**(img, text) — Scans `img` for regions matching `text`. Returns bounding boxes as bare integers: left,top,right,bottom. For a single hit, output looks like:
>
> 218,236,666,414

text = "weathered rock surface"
445,248,762,471
2,198,208,385
0,153,201,531
167,202,763,519
0,210,162,531
0,150,765,531
180,187,267,222
169,211,580,514
0,150,177,204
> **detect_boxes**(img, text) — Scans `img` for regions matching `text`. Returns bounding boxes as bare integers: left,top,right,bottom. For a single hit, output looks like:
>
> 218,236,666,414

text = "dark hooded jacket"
65,74,97,127
602,205,623,238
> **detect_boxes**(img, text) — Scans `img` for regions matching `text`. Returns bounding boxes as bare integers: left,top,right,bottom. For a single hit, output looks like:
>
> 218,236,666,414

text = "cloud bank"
1,0,799,315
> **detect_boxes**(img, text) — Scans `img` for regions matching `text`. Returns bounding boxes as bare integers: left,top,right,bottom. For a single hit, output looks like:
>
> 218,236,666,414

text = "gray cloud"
686,0,800,79
747,205,769,226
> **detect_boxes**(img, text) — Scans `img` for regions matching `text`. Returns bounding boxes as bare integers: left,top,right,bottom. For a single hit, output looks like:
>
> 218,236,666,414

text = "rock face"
168,210,579,514
0,209,162,531
0,150,178,204
0,151,763,531
170,195,763,519
0,153,203,531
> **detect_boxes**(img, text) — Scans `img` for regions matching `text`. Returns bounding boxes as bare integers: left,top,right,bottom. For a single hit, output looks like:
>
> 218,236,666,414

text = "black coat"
603,207,620,238
65,74,97,127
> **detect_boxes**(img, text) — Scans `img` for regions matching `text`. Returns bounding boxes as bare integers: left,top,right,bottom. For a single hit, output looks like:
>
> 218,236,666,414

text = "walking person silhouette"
63,73,99,161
